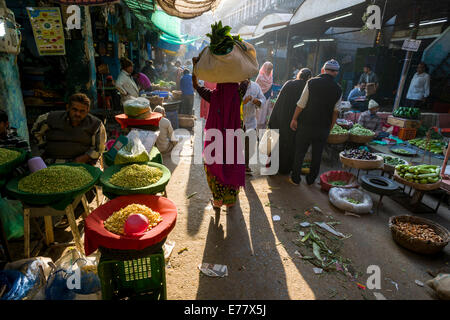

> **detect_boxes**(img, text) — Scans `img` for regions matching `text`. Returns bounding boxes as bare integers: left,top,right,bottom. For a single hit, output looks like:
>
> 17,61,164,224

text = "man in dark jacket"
289,60,342,185
31,93,106,165
268,68,312,175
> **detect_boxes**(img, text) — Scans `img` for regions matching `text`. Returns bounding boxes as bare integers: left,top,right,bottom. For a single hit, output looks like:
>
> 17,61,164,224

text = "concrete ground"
3,96,449,300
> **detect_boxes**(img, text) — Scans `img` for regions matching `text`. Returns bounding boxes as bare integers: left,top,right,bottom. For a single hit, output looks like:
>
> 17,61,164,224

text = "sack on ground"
329,187,373,214
127,129,157,153
0,197,24,240
427,273,450,300
1,257,51,300
114,133,150,165
194,41,259,83
123,97,151,119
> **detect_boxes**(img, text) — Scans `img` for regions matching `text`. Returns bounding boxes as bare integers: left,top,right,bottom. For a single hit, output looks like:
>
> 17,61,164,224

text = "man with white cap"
289,59,343,186
358,99,386,139
153,106,178,153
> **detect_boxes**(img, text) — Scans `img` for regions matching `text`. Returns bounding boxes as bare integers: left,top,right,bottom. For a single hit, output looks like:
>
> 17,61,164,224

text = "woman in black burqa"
268,68,312,175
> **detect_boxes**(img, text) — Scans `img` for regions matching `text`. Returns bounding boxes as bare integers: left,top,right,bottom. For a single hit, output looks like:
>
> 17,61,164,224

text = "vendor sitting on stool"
347,82,367,112
153,106,178,154
357,99,388,139
31,93,107,166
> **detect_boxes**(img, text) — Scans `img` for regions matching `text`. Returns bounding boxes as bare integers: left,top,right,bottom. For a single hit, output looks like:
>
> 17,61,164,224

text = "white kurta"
406,72,430,101
116,70,140,103
243,81,266,130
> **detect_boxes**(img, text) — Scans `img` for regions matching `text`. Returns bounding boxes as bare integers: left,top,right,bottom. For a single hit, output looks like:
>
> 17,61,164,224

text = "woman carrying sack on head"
256,62,274,129
191,22,257,209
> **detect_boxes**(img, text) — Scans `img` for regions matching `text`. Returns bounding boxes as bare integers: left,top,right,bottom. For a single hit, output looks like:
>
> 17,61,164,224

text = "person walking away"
268,68,312,175
358,65,378,98
289,60,342,185
347,82,367,111
241,79,266,174
116,58,140,104
180,69,195,115
153,106,178,154
256,62,274,129
406,62,430,108
200,81,216,120
357,100,387,139
192,57,248,209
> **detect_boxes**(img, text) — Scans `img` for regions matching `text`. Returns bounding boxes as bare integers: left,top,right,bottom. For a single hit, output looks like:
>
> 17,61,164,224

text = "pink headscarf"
203,83,245,189
256,61,273,94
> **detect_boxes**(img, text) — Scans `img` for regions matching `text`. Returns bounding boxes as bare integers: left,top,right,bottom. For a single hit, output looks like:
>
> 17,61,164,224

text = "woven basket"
327,133,349,144
148,96,164,107
339,152,384,170
172,90,182,100
393,171,442,191
349,134,375,144
389,215,450,255
178,114,196,129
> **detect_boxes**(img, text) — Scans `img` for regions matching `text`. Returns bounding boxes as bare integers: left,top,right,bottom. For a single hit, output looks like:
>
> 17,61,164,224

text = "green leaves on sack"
206,21,242,55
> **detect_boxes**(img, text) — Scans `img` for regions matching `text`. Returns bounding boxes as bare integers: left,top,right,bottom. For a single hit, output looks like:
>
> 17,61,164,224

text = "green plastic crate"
98,250,166,300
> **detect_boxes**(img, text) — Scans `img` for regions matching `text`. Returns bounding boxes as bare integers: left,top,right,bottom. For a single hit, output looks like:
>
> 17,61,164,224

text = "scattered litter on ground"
294,251,303,258
313,268,323,274
313,206,322,213
299,231,305,237
373,292,387,300
238,266,246,271
344,212,361,218
205,203,213,210
386,278,399,291
187,192,198,199
356,283,366,290
163,240,176,262
304,210,312,217
314,222,346,238
272,215,281,222
415,280,424,287
294,214,302,219
198,263,228,277
178,247,188,254
300,222,311,227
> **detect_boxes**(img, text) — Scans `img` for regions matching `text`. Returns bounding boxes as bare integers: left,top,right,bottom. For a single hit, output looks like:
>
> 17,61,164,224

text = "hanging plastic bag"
0,257,51,300
128,129,157,153
123,97,151,119
114,132,150,165
0,197,24,240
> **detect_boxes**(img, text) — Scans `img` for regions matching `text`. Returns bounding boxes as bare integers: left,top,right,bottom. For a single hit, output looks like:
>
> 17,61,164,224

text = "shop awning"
151,10,181,39
156,37,181,52
253,13,292,39
290,0,365,25
235,25,257,40
123,0,155,28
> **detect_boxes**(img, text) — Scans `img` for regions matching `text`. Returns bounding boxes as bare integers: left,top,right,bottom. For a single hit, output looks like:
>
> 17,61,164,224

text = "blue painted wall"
0,54,29,142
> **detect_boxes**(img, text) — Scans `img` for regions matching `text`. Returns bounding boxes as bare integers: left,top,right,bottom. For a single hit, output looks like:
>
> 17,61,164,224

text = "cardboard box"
387,116,421,129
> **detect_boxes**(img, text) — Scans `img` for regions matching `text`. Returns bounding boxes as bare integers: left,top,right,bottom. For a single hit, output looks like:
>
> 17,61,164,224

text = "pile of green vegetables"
346,198,361,204
0,148,20,165
207,21,242,55
18,166,93,194
395,164,440,184
329,180,348,186
379,155,407,166
349,124,374,136
330,124,348,135
391,148,413,155
409,138,445,154
393,107,420,120
109,164,163,189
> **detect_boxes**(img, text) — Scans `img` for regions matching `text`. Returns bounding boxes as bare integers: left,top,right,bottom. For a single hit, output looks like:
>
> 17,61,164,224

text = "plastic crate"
398,128,416,140
98,250,166,300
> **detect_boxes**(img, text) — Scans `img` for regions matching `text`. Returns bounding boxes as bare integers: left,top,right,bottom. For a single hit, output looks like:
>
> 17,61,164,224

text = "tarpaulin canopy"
156,0,221,19
151,9,182,38
123,0,155,28
160,33,200,45
156,37,181,52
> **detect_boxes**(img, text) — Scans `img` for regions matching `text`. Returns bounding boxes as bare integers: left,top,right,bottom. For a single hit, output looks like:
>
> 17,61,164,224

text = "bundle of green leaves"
206,21,242,55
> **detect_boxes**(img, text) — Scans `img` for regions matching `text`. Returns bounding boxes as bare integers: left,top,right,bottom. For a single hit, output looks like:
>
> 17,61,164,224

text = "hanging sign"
26,7,66,56
57,0,119,4
402,39,422,52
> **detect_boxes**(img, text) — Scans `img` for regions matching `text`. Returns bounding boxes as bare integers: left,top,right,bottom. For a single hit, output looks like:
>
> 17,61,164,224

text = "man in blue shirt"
347,82,367,111
180,69,194,115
